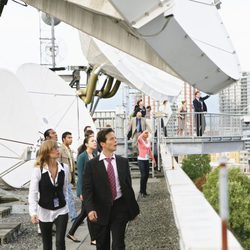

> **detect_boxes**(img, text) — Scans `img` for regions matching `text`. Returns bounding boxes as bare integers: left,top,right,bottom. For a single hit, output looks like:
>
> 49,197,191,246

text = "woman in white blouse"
29,140,69,250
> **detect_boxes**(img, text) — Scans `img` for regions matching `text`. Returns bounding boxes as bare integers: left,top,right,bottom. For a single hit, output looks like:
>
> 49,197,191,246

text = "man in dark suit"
83,128,140,250
193,90,210,136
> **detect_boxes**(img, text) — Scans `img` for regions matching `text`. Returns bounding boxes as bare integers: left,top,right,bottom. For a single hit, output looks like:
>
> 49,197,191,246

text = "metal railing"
153,112,244,139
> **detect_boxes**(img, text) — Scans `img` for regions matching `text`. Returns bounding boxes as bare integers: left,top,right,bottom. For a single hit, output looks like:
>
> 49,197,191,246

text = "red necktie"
105,158,117,200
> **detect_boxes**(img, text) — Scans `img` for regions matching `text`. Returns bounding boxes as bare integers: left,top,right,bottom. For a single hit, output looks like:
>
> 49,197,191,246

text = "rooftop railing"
153,112,244,139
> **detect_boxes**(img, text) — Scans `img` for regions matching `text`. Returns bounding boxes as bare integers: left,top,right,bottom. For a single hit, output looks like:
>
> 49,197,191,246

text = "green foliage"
203,167,250,249
182,154,211,181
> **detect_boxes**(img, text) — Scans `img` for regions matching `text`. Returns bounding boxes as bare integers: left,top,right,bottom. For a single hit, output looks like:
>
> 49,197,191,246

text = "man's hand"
31,214,39,224
88,211,98,222
80,195,84,201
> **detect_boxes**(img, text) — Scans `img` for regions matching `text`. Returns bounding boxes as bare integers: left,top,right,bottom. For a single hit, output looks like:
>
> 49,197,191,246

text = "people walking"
59,131,78,221
137,130,156,197
29,140,69,250
83,128,140,250
193,91,210,136
67,135,97,245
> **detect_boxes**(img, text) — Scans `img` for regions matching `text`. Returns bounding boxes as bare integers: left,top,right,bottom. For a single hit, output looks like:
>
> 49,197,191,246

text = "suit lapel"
97,157,109,183
115,156,124,184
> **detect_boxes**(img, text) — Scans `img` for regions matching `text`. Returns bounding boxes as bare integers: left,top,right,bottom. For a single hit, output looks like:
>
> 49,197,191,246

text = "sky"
0,0,249,112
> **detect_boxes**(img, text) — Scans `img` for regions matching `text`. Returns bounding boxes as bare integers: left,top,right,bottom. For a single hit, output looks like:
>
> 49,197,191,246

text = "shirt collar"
42,161,64,173
99,151,116,161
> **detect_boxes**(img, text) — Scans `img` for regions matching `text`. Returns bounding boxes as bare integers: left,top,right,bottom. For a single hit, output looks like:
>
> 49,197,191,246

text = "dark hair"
62,131,71,141
97,128,114,149
195,90,200,96
43,129,52,140
146,105,151,110
77,136,93,156
84,126,91,133
136,99,142,106
84,129,94,137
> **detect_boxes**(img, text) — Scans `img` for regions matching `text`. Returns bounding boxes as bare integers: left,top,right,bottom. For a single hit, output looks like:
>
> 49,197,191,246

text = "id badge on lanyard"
53,197,59,208
53,182,59,208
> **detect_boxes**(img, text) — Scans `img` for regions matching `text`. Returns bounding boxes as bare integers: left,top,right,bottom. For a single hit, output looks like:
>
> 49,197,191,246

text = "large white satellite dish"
80,32,183,102
0,69,40,188
16,63,96,150
108,0,241,93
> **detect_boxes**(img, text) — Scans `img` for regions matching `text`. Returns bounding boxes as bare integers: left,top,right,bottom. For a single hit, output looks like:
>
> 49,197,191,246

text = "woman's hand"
152,160,156,167
31,214,39,224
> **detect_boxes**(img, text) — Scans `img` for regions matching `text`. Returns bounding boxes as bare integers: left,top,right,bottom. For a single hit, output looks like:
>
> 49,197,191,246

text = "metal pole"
157,116,161,171
151,115,155,178
219,158,228,250
39,11,42,65
51,16,56,68
123,86,129,158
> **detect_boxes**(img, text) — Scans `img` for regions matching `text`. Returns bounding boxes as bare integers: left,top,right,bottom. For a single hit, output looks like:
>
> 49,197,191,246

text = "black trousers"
96,197,129,250
138,160,150,195
161,118,167,137
195,114,206,136
68,201,96,241
39,213,68,250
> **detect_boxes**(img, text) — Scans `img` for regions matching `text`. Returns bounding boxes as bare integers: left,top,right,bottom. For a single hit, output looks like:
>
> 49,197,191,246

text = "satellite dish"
16,63,96,150
41,12,61,26
80,32,183,102
0,69,40,188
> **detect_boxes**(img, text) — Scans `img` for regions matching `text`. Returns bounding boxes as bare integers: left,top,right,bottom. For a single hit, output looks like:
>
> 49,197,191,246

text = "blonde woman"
29,140,69,250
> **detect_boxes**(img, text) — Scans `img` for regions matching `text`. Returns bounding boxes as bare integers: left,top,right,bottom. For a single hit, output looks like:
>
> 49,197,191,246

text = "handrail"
152,111,244,138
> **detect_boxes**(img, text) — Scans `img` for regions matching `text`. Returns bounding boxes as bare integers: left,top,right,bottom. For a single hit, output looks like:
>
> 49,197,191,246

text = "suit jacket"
193,95,210,112
128,117,150,138
83,155,140,225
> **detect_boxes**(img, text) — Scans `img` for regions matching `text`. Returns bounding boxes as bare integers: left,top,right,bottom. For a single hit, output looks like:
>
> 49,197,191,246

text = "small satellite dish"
41,12,61,26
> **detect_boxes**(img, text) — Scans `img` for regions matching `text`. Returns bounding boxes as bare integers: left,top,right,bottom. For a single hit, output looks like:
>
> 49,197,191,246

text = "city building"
219,71,250,173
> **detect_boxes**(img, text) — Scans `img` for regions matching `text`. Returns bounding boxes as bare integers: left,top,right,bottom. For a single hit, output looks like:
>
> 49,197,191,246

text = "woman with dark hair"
66,136,97,245
29,140,69,250
133,99,146,117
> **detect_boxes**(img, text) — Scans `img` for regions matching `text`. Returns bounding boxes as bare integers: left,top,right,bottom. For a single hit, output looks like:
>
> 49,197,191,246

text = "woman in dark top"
29,140,69,250
67,136,97,245
134,99,146,117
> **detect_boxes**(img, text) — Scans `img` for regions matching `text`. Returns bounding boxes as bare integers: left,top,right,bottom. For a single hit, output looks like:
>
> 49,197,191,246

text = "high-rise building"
219,72,250,115
219,71,250,173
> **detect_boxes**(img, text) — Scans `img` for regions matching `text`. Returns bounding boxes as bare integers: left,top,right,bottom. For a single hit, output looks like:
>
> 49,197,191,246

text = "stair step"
0,207,11,218
0,223,22,245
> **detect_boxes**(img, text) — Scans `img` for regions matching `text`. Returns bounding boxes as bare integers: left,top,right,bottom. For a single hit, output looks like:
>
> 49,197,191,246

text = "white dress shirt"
28,161,69,222
99,152,122,200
